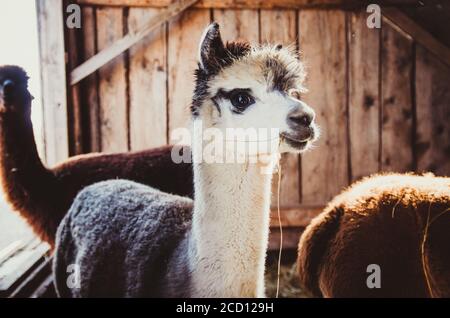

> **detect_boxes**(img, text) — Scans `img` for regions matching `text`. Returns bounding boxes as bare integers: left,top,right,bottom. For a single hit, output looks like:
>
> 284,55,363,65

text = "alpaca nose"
2,80,15,96
288,108,315,128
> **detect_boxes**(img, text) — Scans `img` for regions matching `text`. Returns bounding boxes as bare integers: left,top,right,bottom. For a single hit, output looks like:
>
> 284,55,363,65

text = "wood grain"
381,19,414,172
167,9,210,135
96,7,129,152
270,206,323,228
67,25,84,155
71,0,198,85
299,10,349,205
128,8,167,150
36,0,69,165
415,45,450,176
348,11,380,181
383,8,450,67
79,0,420,10
81,7,101,152
260,9,297,46
268,227,303,251
260,9,300,207
213,9,259,43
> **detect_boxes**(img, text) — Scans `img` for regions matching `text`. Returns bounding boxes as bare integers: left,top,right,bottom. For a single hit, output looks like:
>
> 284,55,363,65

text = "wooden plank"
0,240,50,294
299,10,348,205
383,8,450,67
81,7,101,152
167,9,210,134
30,273,54,298
260,9,300,206
36,0,69,165
268,227,303,251
8,257,52,298
71,0,198,85
415,45,450,176
96,7,129,152
128,8,168,150
260,9,297,45
67,25,84,155
270,206,323,228
348,11,380,181
79,0,420,10
213,9,259,43
0,241,25,266
381,19,414,172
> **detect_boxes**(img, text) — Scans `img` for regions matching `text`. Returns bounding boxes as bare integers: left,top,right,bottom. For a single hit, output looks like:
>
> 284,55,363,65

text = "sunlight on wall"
0,0,44,249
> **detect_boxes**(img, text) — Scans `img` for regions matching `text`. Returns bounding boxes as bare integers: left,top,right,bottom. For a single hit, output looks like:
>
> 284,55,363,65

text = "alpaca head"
192,23,318,158
0,65,31,113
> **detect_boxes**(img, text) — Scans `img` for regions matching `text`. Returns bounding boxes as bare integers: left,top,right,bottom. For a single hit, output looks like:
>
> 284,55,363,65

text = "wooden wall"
66,3,450,236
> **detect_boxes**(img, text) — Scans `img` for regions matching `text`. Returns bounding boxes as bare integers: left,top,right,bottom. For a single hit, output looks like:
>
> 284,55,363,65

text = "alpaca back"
298,173,450,297
53,179,193,297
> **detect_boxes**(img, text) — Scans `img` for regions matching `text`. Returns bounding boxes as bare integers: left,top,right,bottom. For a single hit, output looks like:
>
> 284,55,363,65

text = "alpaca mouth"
281,133,310,150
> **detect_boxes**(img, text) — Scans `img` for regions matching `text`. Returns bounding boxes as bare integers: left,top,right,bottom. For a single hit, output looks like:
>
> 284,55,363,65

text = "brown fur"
0,65,193,246
297,173,450,298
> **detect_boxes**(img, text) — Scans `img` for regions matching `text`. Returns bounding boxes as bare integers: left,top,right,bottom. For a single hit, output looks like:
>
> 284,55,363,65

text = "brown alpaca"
297,173,450,298
0,65,193,246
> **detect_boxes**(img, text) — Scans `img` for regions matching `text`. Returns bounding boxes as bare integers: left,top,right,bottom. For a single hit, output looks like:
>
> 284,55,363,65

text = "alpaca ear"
198,22,226,73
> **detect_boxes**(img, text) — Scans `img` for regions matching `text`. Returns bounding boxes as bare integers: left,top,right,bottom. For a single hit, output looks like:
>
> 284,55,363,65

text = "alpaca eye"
229,90,255,112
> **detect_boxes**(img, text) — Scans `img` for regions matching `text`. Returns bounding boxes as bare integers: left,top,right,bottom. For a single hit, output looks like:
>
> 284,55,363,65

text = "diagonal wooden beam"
70,0,198,85
382,8,450,67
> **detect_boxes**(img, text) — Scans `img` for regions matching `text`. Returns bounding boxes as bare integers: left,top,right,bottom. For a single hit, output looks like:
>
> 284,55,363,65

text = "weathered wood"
36,0,69,165
167,9,210,134
0,241,26,266
96,7,129,152
260,9,296,46
270,206,323,228
213,9,259,43
81,7,101,152
67,24,84,155
79,0,420,10
383,7,450,67
30,273,54,298
0,239,50,295
260,9,300,206
299,10,349,204
381,19,414,172
71,0,198,85
348,11,380,181
128,8,168,150
415,45,450,176
268,227,303,251
8,257,52,298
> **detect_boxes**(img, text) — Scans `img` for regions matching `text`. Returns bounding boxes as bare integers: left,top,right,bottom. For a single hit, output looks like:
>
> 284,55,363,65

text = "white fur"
179,28,317,297
189,147,277,297
183,46,317,298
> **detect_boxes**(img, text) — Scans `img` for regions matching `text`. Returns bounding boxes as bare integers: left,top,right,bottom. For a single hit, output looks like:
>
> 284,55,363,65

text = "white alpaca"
53,23,318,298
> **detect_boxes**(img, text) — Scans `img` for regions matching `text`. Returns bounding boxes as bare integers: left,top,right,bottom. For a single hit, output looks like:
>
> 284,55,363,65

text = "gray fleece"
53,179,194,298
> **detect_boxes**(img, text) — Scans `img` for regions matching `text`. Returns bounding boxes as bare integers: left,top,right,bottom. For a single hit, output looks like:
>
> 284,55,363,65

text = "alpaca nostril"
289,113,313,127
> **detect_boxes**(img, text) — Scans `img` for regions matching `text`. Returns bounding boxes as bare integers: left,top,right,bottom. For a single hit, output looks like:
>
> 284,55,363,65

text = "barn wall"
67,4,450,228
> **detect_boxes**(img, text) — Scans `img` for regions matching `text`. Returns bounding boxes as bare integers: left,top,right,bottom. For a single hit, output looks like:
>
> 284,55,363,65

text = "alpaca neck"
0,105,51,219
189,136,277,297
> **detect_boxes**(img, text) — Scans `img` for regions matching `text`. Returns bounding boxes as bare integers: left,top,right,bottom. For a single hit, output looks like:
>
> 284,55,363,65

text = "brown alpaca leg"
0,65,193,246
